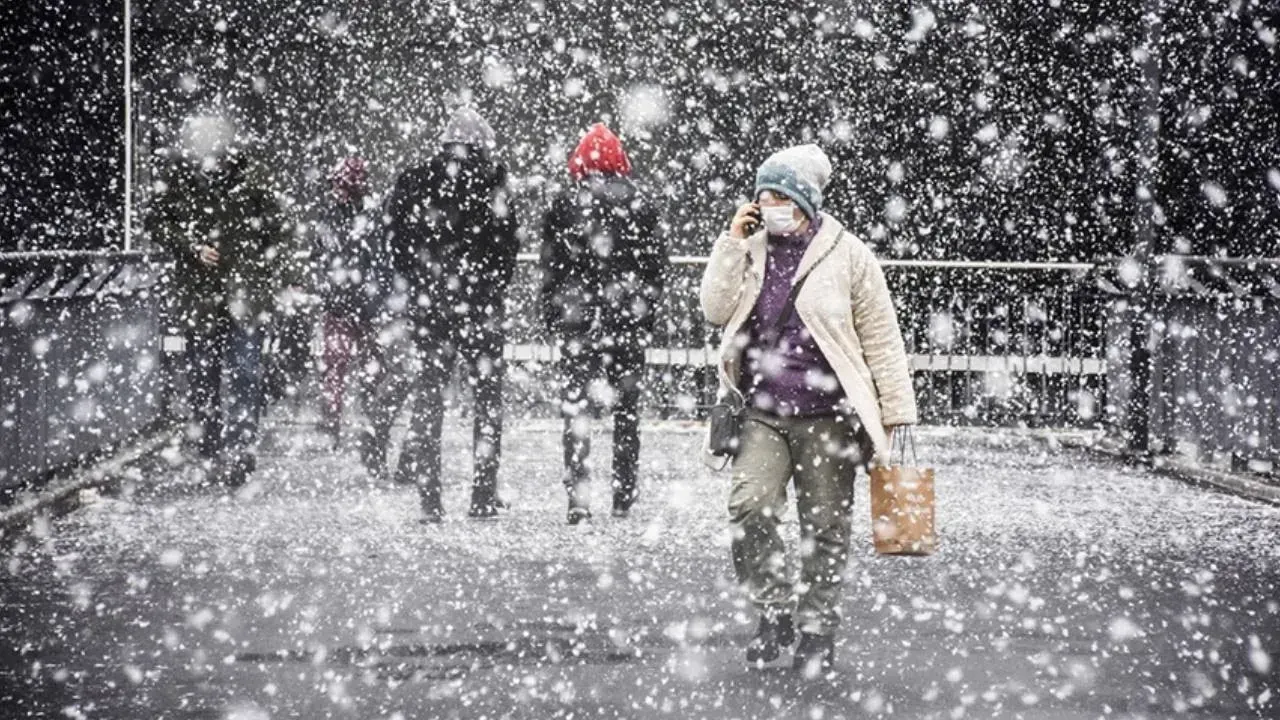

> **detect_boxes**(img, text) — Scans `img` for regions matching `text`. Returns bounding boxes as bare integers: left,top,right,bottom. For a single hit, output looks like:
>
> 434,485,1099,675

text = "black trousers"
558,340,644,504
185,314,264,460
262,308,313,405
370,329,505,510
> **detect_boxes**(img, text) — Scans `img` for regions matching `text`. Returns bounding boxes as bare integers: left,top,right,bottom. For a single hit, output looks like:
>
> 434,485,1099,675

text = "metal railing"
150,251,1108,426
1104,255,1280,475
497,255,1106,426
6,245,1272,497
0,251,169,496
0,247,1113,498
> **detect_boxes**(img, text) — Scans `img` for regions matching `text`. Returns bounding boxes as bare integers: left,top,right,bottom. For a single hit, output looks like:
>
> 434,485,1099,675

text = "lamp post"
1126,0,1163,455
123,0,133,251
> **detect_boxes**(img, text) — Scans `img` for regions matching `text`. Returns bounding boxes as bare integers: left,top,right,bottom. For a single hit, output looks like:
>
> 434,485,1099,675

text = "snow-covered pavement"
3,419,1278,719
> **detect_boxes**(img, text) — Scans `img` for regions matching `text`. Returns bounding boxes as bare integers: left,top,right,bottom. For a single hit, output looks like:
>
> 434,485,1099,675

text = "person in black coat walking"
540,123,667,523
149,138,295,488
371,107,518,521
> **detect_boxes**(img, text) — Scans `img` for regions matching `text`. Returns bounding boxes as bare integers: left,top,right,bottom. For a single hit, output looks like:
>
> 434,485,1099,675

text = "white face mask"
762,204,802,234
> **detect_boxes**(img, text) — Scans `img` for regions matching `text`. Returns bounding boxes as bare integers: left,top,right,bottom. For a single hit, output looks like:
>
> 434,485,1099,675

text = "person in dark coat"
370,107,518,521
539,123,667,523
314,155,386,445
149,137,295,487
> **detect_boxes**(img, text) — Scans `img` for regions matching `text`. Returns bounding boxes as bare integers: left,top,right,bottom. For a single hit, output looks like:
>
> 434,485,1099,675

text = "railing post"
1126,287,1153,455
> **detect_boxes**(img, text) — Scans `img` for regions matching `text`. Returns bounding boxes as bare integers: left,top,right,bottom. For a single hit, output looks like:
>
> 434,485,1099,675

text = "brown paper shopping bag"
869,428,937,555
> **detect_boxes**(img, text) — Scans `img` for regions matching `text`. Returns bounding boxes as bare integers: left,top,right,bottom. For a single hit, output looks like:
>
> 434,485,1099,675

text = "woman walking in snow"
699,144,917,674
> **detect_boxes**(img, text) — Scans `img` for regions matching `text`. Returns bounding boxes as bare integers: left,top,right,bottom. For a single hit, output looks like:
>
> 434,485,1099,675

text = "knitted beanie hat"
754,144,833,220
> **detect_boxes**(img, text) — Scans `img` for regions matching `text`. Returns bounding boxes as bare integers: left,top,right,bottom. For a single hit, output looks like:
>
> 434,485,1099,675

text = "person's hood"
568,123,632,181
432,143,506,191
328,156,368,204
440,107,497,150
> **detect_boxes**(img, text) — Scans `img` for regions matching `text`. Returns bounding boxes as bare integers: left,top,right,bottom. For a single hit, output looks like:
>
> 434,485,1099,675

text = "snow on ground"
3,417,1278,719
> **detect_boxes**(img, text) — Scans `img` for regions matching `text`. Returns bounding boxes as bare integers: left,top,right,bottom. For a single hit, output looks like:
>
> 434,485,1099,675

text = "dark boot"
214,451,256,488
468,488,506,519
792,632,835,676
357,427,388,482
611,485,640,518
746,612,795,664
567,483,592,525
420,495,444,524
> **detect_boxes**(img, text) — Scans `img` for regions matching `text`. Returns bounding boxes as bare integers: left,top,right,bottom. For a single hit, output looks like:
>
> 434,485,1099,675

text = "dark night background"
1,0,1277,260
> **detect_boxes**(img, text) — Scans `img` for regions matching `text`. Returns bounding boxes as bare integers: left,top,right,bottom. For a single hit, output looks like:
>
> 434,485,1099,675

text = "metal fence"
6,247,1273,497
0,248,1111,497
498,255,1107,427
0,251,168,496
1105,256,1280,474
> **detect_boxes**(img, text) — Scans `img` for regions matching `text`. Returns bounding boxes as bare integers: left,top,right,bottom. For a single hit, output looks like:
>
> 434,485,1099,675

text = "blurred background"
2,0,1277,260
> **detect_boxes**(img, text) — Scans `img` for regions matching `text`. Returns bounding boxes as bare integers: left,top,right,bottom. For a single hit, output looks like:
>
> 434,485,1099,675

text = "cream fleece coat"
700,213,918,467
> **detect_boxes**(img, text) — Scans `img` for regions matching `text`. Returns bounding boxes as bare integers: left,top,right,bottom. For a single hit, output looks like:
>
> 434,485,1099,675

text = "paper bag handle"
891,425,919,467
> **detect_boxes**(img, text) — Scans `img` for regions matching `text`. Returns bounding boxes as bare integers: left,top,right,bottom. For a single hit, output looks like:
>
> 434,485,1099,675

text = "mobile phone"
742,205,762,236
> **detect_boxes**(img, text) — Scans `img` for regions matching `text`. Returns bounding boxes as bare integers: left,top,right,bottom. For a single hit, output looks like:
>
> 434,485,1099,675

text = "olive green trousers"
728,409,870,635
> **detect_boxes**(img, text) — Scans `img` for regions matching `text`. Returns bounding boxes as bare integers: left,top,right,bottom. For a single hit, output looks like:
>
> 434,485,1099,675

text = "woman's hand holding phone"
729,202,762,239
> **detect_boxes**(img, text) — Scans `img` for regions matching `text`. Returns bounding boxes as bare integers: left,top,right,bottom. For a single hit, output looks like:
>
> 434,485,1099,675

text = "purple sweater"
740,219,849,417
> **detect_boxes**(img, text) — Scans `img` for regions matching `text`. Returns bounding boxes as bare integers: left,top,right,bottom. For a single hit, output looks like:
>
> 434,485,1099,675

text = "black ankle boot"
746,612,795,664
792,632,835,675
611,485,639,518
357,428,387,482
420,493,444,524
567,494,592,525
214,451,256,488
468,489,504,519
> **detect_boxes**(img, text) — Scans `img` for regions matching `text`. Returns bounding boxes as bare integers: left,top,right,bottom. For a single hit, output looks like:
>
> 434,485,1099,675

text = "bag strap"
763,230,845,343
892,425,919,466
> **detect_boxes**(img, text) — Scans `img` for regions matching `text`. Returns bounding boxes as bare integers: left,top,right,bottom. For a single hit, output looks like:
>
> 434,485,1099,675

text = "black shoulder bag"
707,232,844,466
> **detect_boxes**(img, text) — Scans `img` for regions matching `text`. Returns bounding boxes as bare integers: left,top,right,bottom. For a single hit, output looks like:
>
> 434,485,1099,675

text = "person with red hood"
539,123,667,523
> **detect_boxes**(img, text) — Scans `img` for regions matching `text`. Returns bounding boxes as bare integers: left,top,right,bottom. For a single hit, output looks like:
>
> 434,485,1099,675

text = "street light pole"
123,0,133,251
1126,0,1164,455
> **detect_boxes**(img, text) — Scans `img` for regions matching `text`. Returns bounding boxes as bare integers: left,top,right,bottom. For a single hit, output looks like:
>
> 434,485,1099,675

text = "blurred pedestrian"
699,144,917,673
539,123,667,524
261,282,315,410
314,155,386,446
150,140,295,487
372,107,519,521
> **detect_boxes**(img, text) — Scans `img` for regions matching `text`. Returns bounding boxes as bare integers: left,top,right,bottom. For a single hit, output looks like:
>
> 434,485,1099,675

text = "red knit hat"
567,123,632,181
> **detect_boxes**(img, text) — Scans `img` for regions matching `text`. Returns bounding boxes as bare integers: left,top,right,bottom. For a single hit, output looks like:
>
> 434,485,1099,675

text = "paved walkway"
3,419,1279,719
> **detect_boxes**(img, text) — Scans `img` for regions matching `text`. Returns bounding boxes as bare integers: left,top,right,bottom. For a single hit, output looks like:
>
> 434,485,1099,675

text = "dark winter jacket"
386,143,519,347
149,158,294,331
314,196,386,321
539,175,666,347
